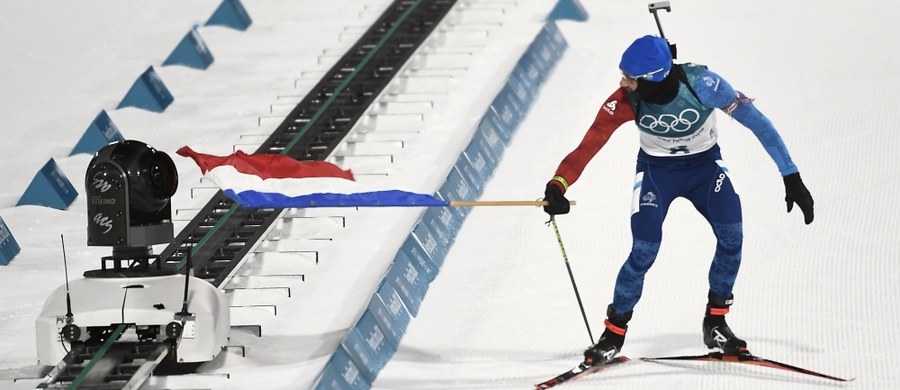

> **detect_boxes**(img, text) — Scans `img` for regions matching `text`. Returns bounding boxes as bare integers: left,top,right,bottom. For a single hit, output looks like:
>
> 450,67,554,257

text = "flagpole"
447,200,576,207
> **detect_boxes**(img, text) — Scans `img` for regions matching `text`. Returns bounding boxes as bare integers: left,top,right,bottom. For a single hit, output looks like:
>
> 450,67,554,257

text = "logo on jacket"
638,109,700,133
602,100,617,115
702,75,720,91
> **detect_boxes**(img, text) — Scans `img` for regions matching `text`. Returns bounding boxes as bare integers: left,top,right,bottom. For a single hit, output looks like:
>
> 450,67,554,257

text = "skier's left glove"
783,172,814,224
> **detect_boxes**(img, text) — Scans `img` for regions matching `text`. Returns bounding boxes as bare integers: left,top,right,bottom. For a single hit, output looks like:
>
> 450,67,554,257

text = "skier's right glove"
543,181,570,215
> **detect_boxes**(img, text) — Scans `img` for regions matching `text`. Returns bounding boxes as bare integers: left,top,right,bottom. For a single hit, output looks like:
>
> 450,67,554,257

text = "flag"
176,146,448,208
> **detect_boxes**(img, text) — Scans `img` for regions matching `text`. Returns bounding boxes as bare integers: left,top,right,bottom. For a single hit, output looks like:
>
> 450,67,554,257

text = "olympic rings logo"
638,109,701,134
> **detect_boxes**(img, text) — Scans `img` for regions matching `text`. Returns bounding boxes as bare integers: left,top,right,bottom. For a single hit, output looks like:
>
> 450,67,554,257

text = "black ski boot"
584,305,632,366
702,292,748,355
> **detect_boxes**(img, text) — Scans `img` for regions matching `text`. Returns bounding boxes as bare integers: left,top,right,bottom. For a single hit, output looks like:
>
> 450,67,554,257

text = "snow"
2,0,899,389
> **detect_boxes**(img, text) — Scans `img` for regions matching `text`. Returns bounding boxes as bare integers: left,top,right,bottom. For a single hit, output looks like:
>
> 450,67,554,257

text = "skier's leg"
688,160,743,299
688,159,747,354
610,168,672,315
610,240,661,314
587,238,658,365
708,222,742,298
586,166,674,366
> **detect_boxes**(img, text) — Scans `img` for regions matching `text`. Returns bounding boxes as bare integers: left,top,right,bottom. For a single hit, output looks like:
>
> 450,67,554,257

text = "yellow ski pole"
549,216,594,344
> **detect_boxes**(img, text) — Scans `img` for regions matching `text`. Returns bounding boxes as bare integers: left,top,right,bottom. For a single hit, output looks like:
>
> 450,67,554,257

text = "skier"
541,35,814,367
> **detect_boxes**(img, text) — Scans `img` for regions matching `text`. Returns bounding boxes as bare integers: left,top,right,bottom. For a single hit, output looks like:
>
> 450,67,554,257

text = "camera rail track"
38,0,457,388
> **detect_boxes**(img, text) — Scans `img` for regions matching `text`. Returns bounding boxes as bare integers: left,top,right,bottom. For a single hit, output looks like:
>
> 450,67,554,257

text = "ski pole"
548,217,594,343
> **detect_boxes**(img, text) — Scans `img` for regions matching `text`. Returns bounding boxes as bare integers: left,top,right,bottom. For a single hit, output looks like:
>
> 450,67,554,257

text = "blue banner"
205,0,253,31
412,221,444,268
117,66,174,112
492,80,530,132
436,167,473,221
455,154,487,198
369,290,411,344
381,269,425,317
547,0,589,22
316,346,368,390
510,60,541,95
397,236,438,282
0,217,21,265
163,27,215,69
343,310,397,382
424,214,453,249
17,158,78,210
70,110,125,156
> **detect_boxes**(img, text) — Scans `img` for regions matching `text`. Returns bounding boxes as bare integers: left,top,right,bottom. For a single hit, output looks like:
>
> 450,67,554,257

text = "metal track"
41,344,168,390
41,0,457,388
160,0,456,285
38,325,170,389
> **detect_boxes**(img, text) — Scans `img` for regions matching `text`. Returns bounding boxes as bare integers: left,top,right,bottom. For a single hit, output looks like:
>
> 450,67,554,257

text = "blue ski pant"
610,145,743,315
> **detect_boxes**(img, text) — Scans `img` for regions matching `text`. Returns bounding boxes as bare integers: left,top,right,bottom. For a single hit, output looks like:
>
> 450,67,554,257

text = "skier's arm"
693,69,813,224
691,69,799,176
549,88,635,192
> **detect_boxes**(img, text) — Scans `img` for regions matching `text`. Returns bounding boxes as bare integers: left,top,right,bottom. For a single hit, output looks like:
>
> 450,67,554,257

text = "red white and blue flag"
177,146,447,208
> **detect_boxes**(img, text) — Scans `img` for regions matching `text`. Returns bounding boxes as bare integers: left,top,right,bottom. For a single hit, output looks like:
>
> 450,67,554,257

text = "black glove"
783,172,814,224
543,182,570,215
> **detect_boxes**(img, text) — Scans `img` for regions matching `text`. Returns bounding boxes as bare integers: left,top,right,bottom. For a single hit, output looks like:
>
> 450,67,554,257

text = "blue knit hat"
619,35,672,82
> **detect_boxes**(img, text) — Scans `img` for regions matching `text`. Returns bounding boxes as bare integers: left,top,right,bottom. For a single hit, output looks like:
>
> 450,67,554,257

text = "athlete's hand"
783,172,814,224
543,182,570,215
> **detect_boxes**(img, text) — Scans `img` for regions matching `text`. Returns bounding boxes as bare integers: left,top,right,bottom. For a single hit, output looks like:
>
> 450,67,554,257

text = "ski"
535,356,630,389
640,352,854,382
